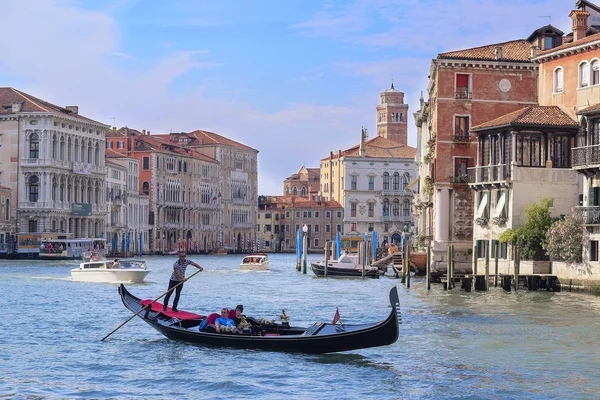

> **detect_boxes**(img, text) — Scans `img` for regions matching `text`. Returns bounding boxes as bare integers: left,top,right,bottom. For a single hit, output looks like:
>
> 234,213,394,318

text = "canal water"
2,253,600,399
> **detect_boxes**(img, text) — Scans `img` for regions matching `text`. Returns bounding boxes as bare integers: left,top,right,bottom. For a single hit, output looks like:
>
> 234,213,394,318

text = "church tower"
376,83,409,145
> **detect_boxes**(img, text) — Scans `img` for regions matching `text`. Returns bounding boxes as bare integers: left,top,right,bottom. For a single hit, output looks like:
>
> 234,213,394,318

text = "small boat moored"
240,253,269,271
71,259,150,283
117,284,400,354
311,252,380,278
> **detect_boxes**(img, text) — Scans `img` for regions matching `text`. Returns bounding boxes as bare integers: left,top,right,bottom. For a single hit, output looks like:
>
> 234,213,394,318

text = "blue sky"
2,0,574,193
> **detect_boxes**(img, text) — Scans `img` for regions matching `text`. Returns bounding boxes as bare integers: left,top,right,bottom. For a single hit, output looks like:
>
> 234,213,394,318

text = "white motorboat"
71,259,150,283
240,254,269,271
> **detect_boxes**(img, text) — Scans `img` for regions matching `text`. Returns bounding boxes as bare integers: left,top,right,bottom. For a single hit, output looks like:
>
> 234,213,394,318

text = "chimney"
142,129,146,135
66,106,79,114
494,46,502,60
11,102,21,112
570,10,590,42
147,130,150,135
359,127,366,157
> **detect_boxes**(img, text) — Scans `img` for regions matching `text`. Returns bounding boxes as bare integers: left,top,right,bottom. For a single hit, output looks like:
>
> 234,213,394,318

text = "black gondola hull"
118,285,400,354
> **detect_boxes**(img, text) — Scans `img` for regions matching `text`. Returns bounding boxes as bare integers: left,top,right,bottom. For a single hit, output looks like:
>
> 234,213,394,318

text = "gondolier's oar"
101,269,203,341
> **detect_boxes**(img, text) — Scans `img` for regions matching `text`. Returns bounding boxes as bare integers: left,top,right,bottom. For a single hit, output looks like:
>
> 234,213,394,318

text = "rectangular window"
543,36,553,50
591,241,599,262
456,74,471,98
315,211,319,218
454,158,471,179
454,116,469,139
314,238,319,247
326,211,331,218
295,224,300,231
142,157,149,170
117,141,124,149
303,211,307,218
351,203,357,217
285,224,290,232
368,223,374,232
368,203,374,217
383,174,390,190
476,240,486,258
337,211,342,218
351,223,356,231
106,141,113,149
351,176,357,190
286,211,290,218
326,224,331,233
384,223,389,232
307,211,312,218
274,225,280,234
336,224,342,232
368,176,375,190
296,211,300,218
285,238,289,247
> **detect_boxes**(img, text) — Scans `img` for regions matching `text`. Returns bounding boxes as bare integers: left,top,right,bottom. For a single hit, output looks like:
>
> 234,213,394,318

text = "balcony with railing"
381,215,412,223
381,189,413,196
572,144,600,173
574,206,600,226
454,89,472,100
452,134,471,143
468,164,510,185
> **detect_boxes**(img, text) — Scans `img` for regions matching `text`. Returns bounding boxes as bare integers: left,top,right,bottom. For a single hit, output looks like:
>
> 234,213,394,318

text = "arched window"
592,59,600,86
74,139,79,162
392,199,400,216
88,142,93,164
383,172,390,190
94,143,100,166
383,199,390,216
393,173,400,191
554,67,563,92
29,133,39,159
60,179,65,201
402,173,410,190
301,186,307,196
29,176,39,202
60,137,65,160
292,186,298,196
403,199,411,216
52,177,57,201
5,199,9,221
52,135,57,159
81,141,86,163
580,61,590,87
143,181,149,195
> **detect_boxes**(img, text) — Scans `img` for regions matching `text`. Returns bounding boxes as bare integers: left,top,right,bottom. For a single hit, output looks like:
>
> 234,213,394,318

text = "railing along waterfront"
572,145,600,167
574,206,600,226
467,164,509,184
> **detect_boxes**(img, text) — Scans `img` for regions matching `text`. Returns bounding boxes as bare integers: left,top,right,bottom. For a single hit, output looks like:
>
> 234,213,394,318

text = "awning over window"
493,192,507,219
475,193,488,218
405,176,419,190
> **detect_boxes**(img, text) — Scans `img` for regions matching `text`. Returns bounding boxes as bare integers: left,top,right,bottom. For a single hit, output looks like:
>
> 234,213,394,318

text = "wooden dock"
439,273,560,292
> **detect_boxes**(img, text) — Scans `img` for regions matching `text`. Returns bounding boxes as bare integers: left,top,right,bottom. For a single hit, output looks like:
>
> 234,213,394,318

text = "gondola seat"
199,313,221,332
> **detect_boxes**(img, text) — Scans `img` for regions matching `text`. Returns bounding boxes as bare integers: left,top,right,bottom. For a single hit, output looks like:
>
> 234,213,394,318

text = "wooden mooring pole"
494,242,499,287
406,242,411,288
324,241,330,278
426,245,431,290
485,241,490,291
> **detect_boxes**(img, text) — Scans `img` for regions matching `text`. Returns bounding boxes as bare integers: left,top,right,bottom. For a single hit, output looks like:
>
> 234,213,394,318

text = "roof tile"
438,39,532,62
471,106,578,131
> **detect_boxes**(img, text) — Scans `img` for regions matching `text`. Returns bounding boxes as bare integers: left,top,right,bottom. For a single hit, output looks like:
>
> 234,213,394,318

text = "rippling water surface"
2,253,600,399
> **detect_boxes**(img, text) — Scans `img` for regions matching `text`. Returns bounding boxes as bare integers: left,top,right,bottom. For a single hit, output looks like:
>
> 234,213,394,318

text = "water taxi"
240,254,269,271
71,259,150,283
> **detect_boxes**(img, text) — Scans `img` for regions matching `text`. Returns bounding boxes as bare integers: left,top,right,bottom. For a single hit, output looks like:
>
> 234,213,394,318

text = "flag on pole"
332,307,340,325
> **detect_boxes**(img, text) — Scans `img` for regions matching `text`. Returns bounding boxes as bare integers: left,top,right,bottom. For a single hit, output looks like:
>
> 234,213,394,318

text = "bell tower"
376,83,409,145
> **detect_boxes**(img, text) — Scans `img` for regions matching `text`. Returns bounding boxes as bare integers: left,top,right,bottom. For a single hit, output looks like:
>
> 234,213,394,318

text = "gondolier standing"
163,251,203,312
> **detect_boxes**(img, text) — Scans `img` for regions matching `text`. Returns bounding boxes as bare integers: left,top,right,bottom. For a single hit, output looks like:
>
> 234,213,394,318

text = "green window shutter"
590,186,598,207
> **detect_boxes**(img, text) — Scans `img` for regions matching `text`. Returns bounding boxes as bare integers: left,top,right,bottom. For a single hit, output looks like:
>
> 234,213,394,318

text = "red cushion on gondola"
140,300,204,320
207,313,220,325
228,310,236,319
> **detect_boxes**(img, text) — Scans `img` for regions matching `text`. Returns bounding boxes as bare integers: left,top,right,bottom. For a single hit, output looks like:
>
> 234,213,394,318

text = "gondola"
118,284,401,354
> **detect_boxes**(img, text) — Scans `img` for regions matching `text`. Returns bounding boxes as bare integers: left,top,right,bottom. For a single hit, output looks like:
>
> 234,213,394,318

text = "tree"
498,198,557,260
544,213,585,264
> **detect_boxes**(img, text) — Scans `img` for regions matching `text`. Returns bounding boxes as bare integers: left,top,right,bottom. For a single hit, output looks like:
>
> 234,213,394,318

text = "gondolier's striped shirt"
170,259,192,282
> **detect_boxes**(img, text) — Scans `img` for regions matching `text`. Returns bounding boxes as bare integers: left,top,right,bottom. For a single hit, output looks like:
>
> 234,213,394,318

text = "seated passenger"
215,308,236,333
231,304,244,325
112,258,120,269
